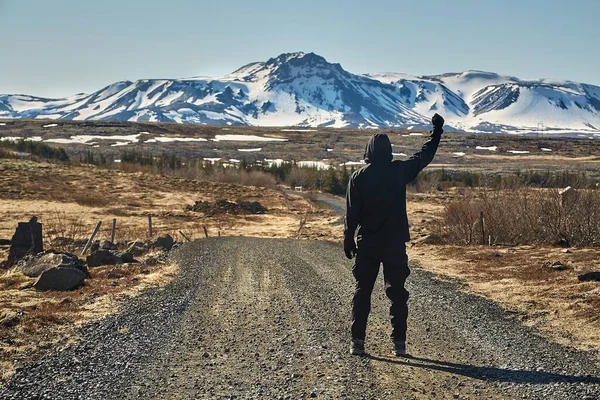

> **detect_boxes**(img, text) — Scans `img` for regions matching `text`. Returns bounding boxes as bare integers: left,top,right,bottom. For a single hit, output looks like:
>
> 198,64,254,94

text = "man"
344,114,444,356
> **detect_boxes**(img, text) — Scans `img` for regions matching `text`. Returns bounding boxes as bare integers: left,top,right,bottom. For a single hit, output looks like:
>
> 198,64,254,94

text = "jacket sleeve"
344,175,361,240
403,127,443,183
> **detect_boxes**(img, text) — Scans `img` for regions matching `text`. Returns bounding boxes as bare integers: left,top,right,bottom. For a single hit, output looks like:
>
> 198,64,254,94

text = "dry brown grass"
0,258,178,382
0,159,320,244
412,245,600,353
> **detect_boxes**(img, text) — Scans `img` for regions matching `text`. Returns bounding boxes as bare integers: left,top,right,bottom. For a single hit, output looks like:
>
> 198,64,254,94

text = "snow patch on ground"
265,159,285,167
238,148,262,152
507,150,530,154
297,161,330,170
541,148,553,152
43,123,58,128
0,136,43,142
152,137,208,143
476,146,498,151
343,161,366,166
44,134,141,145
280,129,317,132
392,153,408,157
213,134,288,142
453,152,466,157
203,158,221,163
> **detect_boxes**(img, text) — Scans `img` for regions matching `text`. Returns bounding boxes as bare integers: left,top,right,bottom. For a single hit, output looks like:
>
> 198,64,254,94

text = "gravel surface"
2,237,600,399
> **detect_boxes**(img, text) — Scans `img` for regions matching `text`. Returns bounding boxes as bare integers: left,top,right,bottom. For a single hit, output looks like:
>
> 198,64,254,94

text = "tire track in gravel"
2,237,600,399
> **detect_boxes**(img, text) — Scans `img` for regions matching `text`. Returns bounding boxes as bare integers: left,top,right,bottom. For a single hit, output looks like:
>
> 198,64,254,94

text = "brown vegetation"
434,187,600,247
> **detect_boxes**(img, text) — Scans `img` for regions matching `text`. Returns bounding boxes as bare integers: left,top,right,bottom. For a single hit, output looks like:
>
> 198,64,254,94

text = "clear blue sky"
1,0,598,98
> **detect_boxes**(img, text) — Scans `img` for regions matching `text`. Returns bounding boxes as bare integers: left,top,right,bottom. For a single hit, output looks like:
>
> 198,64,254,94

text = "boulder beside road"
87,249,122,267
19,252,89,277
151,234,174,251
86,241,136,267
33,267,87,291
16,252,90,291
127,240,149,256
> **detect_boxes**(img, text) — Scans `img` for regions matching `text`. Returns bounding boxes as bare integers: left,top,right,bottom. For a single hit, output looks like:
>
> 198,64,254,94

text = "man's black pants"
351,244,410,342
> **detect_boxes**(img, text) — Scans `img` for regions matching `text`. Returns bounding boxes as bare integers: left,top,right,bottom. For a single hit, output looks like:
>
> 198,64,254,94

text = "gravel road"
2,237,600,399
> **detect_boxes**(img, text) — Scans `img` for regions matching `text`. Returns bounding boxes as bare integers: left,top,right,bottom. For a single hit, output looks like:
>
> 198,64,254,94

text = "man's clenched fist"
432,113,445,129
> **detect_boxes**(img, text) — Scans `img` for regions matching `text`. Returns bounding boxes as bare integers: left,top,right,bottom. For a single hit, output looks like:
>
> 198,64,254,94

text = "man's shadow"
367,354,600,385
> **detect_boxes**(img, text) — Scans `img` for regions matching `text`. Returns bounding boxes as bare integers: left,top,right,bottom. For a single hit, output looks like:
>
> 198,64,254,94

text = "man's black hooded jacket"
344,128,442,252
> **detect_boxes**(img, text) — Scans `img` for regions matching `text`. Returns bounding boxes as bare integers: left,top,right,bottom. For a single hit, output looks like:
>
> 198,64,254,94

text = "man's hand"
432,113,445,130
344,236,357,259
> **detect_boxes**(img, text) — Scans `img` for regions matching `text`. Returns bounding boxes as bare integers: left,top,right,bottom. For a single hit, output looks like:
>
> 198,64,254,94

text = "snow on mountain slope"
369,69,600,134
1,52,599,134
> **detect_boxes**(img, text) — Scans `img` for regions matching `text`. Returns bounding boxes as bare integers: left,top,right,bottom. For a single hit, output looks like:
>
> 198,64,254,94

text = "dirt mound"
185,200,267,216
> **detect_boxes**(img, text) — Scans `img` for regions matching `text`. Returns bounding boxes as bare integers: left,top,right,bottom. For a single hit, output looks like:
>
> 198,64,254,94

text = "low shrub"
434,187,600,247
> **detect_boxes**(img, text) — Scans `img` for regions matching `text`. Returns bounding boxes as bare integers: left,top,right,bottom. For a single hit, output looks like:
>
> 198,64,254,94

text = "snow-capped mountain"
1,52,599,134
369,70,600,134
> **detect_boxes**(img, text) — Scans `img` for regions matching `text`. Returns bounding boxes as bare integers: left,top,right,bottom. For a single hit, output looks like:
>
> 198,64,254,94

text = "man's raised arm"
403,114,444,183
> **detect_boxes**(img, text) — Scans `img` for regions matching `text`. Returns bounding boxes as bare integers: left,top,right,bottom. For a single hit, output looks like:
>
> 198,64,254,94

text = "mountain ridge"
1,52,599,135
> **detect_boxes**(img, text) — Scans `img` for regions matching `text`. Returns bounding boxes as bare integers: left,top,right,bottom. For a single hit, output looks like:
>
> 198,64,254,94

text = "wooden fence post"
179,231,191,242
110,218,117,243
297,215,307,239
148,215,153,238
480,211,485,245
81,221,102,256
203,226,209,238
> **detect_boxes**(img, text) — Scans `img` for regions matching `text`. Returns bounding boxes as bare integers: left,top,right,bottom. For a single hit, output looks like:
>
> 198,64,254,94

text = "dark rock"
18,252,89,278
578,272,600,282
6,216,43,267
185,199,267,216
33,267,86,291
543,261,568,271
87,250,121,267
118,251,134,263
143,256,159,266
127,241,149,256
100,240,118,251
152,234,174,251
0,310,23,328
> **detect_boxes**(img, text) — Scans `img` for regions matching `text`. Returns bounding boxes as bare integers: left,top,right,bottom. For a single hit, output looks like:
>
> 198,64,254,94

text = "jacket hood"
364,133,393,164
